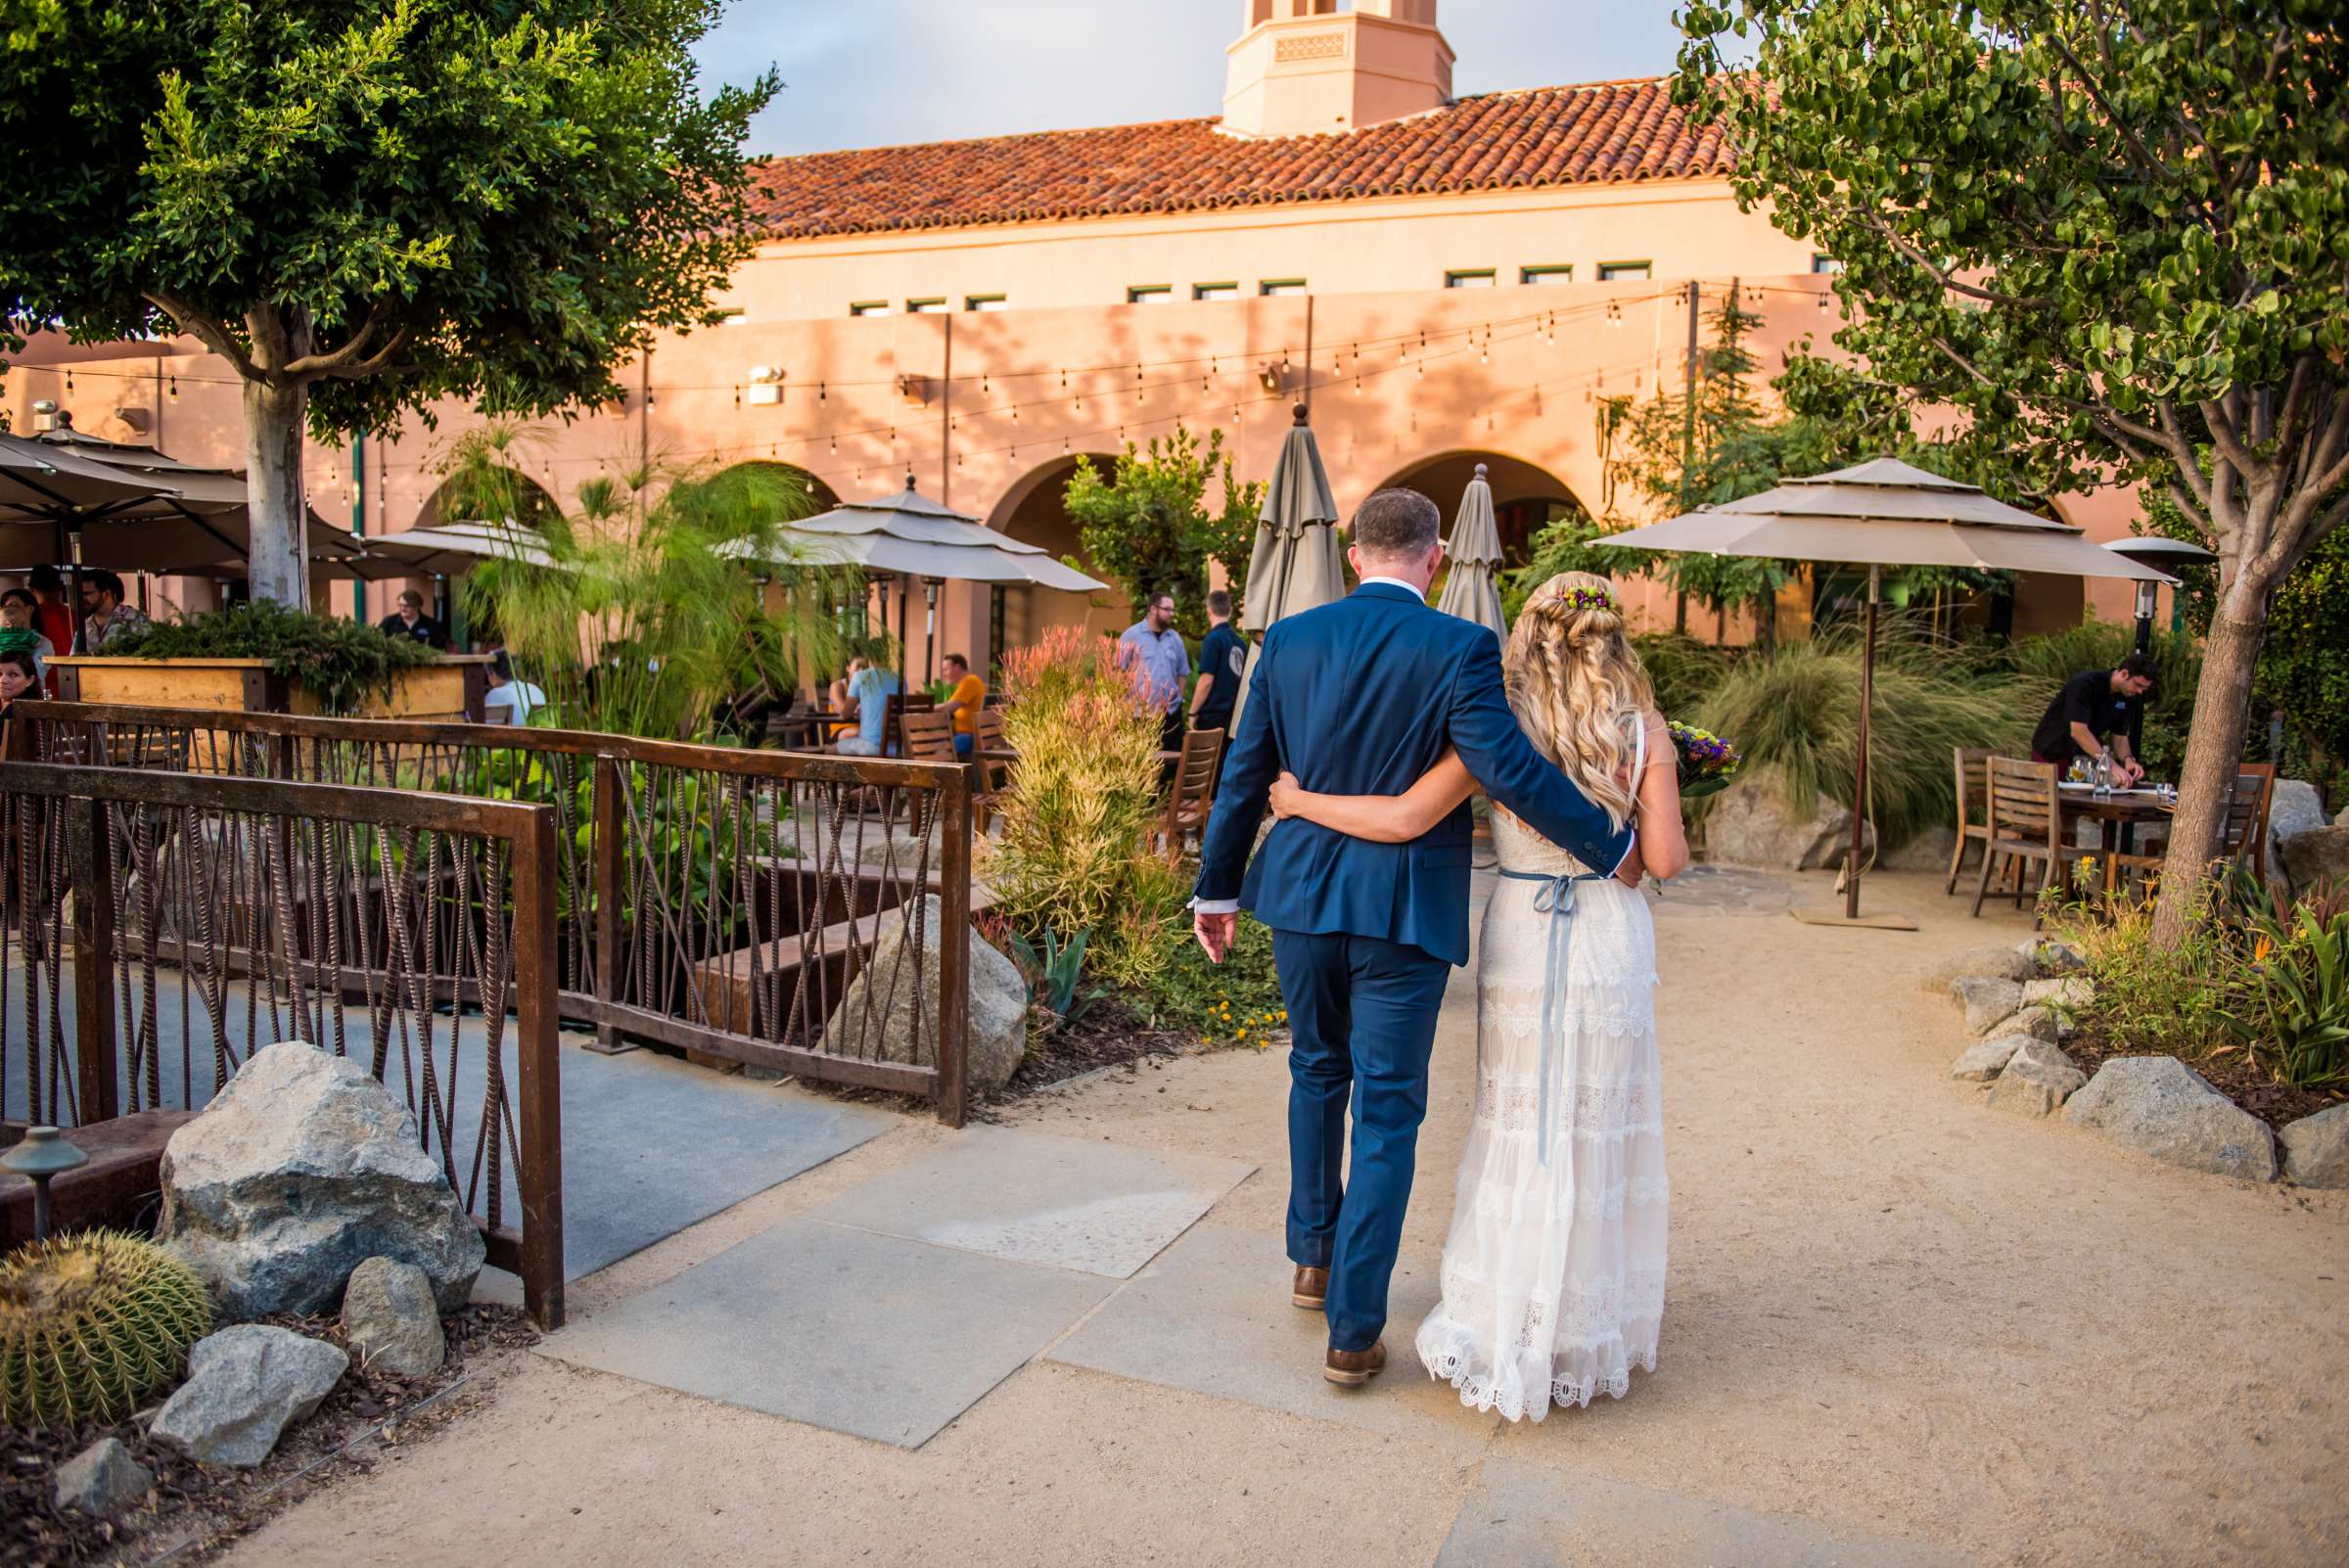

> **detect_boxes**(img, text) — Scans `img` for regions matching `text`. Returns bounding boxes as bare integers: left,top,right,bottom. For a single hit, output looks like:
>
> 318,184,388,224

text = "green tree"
1062,426,1264,636
0,0,776,607
1679,0,2349,944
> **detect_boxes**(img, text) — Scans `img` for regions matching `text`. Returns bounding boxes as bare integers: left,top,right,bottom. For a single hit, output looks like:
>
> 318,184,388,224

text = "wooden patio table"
2056,782,2175,893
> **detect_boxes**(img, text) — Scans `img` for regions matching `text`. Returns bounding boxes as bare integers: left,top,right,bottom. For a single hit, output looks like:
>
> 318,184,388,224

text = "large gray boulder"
1703,774,1872,871
53,1438,153,1517
2278,825,2349,898
2266,779,2327,869
2019,936,2088,972
827,896,1027,1094
2022,976,2094,1013
1951,976,2025,1036
1987,1039,2087,1117
1920,945,2033,992
2005,1004,2063,1042
2279,1103,2349,1189
1882,825,1958,873
151,1325,347,1469
157,1042,485,1318
341,1257,447,1379
2064,1056,2279,1180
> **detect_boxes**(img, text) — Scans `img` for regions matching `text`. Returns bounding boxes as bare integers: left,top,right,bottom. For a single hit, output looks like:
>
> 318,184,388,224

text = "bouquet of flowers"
1668,719,1742,799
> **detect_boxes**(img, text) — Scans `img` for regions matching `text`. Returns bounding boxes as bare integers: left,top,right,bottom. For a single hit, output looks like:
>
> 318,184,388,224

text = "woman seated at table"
0,648,40,756
2031,653,2154,785
0,588,57,685
827,658,866,742
836,659,899,758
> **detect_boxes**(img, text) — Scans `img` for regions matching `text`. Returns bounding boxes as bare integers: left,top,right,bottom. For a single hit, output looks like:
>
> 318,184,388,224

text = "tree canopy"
1676,0,2349,942
1063,426,1264,637
0,0,776,602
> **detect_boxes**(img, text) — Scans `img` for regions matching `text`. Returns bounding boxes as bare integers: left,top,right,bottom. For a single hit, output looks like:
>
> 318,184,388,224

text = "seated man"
481,649,546,726
836,659,899,757
378,588,449,650
939,652,987,760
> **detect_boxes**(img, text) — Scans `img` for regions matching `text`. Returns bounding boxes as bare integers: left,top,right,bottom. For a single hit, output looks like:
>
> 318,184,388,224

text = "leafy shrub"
1693,639,2029,848
106,600,436,715
1632,631,1732,721
1134,908,1286,1046
981,626,1166,944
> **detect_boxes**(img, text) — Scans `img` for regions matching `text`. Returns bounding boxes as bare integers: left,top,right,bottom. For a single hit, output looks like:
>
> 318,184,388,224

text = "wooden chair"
1972,756,2093,923
971,708,1011,832
1946,747,1997,895
898,708,958,763
2112,762,2277,896
1153,726,1225,864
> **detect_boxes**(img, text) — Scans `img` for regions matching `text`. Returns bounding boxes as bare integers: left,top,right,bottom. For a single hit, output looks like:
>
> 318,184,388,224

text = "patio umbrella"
1435,461,1506,642
360,520,560,576
0,430,372,641
1606,457,2175,929
722,473,1109,689
1230,405,1345,731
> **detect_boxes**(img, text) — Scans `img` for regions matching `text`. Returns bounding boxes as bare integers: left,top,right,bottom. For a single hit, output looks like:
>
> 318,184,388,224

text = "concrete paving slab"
810,1124,1253,1278
539,1218,1114,1447
3,972,898,1280
1047,1219,1501,1450
1436,1456,1977,1568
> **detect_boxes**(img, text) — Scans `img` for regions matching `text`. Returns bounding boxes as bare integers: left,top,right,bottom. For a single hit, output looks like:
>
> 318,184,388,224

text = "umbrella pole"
1847,563,1878,921
1791,562,1914,931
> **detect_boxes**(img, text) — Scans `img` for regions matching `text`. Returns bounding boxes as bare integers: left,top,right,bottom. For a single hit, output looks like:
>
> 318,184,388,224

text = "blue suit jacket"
1193,582,1634,968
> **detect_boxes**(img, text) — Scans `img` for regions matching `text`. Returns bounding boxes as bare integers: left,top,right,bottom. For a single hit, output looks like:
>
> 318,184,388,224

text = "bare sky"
695,1,1693,157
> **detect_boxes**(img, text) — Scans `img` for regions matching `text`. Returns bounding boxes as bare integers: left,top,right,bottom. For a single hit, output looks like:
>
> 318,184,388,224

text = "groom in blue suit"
1192,488,1639,1384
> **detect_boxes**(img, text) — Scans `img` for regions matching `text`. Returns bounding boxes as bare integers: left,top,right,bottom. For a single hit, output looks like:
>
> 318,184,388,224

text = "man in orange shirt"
940,653,986,760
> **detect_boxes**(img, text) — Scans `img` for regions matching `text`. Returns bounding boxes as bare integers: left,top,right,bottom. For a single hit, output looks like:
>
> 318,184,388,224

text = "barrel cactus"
2,1230,213,1429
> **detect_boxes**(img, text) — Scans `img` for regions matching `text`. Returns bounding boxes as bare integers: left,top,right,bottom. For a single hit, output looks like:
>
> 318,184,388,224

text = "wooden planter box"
49,654,489,722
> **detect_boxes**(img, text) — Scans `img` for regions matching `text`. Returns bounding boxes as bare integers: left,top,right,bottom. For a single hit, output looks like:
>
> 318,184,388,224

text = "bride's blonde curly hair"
1502,572,1656,830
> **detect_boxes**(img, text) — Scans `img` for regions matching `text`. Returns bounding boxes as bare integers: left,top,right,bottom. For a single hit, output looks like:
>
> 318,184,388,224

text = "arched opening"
412,468,560,531
987,452,1127,656
710,460,841,524
1371,449,1591,573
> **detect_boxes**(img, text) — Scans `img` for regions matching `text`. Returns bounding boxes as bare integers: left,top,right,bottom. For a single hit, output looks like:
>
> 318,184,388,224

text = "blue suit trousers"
1272,927,1451,1353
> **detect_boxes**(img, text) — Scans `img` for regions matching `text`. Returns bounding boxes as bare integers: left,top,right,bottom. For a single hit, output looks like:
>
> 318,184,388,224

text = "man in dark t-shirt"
2031,654,2155,783
378,589,449,651
1190,589,1247,738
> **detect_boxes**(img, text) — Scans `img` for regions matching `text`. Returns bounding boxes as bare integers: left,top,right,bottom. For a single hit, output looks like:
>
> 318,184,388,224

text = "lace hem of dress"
1471,1070,1665,1135
1471,1171,1672,1219
1415,1315,1661,1421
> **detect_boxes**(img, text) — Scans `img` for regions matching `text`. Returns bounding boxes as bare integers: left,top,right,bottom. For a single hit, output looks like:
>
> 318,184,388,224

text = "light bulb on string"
1231,404,1241,425
1062,437,1070,454
982,371,990,395
167,375,179,401
829,435,838,454
1606,302,1622,327
65,370,73,392
1353,376,1362,396
819,381,827,400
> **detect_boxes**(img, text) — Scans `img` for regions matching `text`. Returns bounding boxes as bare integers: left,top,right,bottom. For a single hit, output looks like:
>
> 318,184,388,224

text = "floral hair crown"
1538,583,1617,616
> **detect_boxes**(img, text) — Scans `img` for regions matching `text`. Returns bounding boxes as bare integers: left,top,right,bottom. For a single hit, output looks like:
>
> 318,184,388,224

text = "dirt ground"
212,869,2348,1568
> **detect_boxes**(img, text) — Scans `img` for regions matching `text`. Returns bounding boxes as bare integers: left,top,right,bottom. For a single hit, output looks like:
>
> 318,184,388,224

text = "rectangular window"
905,298,947,313
965,294,1008,312
1595,261,1651,282
1811,254,1843,274
849,300,893,317
1259,279,1308,297
1444,269,1497,289
1127,285,1174,304
1520,264,1574,286
1193,282,1240,301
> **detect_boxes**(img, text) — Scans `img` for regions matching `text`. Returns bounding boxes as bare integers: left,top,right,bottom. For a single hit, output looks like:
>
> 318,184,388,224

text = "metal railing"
16,700,975,1125
0,758,566,1327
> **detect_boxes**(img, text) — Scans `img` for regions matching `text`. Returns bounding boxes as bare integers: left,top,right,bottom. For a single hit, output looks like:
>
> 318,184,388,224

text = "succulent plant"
1,1230,213,1429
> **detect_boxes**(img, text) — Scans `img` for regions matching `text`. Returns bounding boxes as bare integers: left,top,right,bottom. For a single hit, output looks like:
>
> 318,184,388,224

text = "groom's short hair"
1353,488,1441,560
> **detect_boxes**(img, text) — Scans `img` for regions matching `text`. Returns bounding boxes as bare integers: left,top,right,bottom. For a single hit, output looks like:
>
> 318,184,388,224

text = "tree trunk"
242,377,310,609
2149,598,2266,947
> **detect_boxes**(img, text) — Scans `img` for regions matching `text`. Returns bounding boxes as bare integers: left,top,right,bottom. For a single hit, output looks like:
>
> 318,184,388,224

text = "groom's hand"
1193,910,1235,963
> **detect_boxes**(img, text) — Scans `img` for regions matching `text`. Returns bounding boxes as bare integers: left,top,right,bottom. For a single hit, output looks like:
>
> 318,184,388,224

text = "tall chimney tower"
1221,0,1455,140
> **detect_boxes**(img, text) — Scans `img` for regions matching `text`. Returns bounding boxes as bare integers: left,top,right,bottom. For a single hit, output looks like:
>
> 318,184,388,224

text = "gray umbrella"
1607,457,2172,929
1229,405,1345,733
1435,461,1506,642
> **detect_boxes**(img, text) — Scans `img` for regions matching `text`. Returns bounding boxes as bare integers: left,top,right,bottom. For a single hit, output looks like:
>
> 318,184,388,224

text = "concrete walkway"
217,868,2348,1568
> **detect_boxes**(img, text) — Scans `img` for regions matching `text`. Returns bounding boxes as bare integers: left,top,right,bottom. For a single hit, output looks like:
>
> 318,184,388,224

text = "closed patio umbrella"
1606,457,2174,929
1435,461,1506,642
1230,405,1345,732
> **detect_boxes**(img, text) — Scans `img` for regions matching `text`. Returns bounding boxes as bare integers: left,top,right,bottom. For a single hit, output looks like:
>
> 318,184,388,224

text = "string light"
982,371,990,394
167,375,178,401
1606,302,1623,327
65,370,73,392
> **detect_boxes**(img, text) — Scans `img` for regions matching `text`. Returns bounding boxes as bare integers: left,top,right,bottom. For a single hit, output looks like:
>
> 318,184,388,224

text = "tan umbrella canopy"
1435,461,1506,642
1229,406,1345,733
1607,457,2174,929
360,519,559,576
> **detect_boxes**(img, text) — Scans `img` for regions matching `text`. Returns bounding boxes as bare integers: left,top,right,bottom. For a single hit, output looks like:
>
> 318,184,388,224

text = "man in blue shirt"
836,661,900,757
1117,590,1191,757
1190,589,1246,740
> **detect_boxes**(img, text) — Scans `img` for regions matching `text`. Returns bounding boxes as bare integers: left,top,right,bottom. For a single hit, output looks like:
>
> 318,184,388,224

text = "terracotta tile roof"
745,77,1734,239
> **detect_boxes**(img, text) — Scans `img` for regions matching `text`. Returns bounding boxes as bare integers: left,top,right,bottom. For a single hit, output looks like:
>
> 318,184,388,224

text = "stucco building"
4,0,2143,671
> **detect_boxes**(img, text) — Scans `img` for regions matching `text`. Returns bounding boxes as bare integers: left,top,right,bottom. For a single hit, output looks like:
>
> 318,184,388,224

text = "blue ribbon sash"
1497,866,1610,1167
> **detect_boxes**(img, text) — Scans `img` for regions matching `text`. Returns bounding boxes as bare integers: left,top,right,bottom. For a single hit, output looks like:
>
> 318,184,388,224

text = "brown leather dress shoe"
1323,1341,1387,1387
1291,1266,1328,1311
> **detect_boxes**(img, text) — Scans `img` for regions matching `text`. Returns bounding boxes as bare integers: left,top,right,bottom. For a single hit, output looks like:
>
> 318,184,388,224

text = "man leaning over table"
2031,653,2154,786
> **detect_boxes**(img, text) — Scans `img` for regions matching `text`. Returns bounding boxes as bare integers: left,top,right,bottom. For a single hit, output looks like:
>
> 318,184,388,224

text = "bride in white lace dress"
1267,572,1687,1421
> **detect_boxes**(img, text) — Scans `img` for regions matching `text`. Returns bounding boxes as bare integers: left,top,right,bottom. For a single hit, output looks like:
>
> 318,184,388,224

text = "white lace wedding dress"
1413,793,1669,1421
